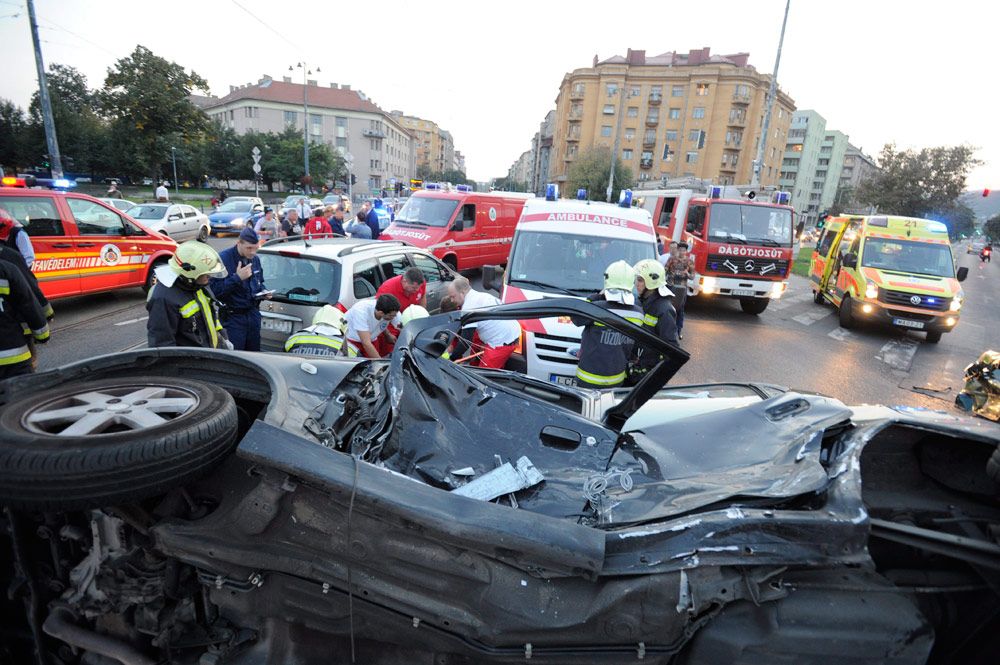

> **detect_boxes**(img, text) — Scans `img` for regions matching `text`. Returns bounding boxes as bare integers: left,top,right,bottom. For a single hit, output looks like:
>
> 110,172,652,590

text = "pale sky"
0,0,996,188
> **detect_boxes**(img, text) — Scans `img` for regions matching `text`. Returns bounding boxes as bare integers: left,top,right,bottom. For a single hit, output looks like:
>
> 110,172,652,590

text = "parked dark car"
1,299,998,665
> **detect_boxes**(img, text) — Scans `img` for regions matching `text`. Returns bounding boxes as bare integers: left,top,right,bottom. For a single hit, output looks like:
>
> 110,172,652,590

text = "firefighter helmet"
169,241,227,289
399,305,429,327
603,260,636,291
633,259,672,297
312,305,346,334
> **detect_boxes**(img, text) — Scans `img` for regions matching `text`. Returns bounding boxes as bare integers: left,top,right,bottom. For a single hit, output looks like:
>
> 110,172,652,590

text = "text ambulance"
638,186,795,314
809,215,968,343
488,188,658,385
381,185,532,271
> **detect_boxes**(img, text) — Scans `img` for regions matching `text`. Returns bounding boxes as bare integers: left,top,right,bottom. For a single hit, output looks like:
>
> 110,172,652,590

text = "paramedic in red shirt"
303,206,334,238
375,266,426,354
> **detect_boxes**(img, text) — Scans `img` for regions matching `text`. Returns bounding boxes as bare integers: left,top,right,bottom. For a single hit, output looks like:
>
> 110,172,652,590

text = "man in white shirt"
344,294,401,359
155,182,169,202
296,197,312,221
447,276,520,369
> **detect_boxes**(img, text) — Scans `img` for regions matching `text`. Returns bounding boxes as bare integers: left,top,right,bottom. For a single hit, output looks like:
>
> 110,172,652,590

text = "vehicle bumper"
857,301,960,333
694,274,789,299
210,220,245,233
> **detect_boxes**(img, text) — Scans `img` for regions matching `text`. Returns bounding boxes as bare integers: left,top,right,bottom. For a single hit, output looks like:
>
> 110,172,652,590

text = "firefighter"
570,260,644,389
629,258,679,384
0,257,49,380
284,305,356,357
146,240,229,349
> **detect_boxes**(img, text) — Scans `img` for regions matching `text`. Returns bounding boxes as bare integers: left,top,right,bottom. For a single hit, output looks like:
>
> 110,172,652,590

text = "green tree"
99,46,209,180
929,202,977,240
856,144,981,218
982,214,999,242
416,163,433,180
0,100,32,170
205,123,247,188
566,146,635,201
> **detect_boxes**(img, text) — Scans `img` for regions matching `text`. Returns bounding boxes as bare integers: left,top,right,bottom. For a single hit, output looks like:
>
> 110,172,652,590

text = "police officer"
211,226,268,351
146,241,229,348
629,259,679,383
284,305,356,357
0,258,49,379
571,261,644,389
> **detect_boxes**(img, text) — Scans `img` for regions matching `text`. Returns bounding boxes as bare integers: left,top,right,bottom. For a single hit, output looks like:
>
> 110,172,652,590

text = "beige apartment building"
550,48,795,189
391,113,457,175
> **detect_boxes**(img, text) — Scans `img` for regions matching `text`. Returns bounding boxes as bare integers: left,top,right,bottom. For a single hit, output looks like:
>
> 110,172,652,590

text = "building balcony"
570,90,585,100
720,163,737,173
568,113,583,122
566,133,581,142
727,116,746,127
648,95,662,105
732,91,751,104
642,137,656,148
640,159,653,169
362,129,386,138
645,117,659,126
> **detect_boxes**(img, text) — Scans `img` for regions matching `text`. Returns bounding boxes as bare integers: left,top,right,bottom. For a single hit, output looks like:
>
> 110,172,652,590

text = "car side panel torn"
452,456,544,501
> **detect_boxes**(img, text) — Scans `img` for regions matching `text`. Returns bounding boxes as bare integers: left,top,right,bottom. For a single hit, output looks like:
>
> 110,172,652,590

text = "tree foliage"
566,146,635,201
0,100,32,170
984,214,1000,241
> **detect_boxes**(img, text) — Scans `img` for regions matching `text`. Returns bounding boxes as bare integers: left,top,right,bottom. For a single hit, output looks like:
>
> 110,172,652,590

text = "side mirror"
842,253,858,269
956,266,968,282
452,219,464,232
482,264,502,292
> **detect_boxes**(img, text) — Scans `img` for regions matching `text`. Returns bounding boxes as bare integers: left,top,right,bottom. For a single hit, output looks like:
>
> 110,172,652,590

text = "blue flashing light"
456,184,471,192
618,189,633,208
425,183,442,191
710,186,723,199
576,188,587,200
772,191,790,205
926,298,938,304
927,220,948,233
545,183,558,201
53,178,73,189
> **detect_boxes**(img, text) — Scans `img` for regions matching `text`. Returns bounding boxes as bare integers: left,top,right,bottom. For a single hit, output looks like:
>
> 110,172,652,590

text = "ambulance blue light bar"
53,178,74,189
425,183,442,191
618,189,633,208
455,184,471,192
545,183,558,201
576,188,587,200
772,191,791,205
710,186,723,199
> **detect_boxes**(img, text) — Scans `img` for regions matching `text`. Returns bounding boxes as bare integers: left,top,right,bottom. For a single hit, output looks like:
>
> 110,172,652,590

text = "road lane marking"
875,338,919,372
114,316,149,326
827,328,853,342
792,310,831,326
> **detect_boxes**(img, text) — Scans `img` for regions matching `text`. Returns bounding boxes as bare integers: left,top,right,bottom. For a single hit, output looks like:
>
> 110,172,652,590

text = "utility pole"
171,147,179,195
26,0,63,179
291,62,319,193
751,0,791,189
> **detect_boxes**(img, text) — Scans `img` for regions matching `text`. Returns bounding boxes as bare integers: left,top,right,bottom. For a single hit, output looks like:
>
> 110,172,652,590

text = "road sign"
252,146,261,158
252,163,262,174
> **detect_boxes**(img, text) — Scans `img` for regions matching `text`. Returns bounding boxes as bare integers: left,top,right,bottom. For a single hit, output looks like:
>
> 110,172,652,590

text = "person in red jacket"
375,266,426,354
303,206,333,238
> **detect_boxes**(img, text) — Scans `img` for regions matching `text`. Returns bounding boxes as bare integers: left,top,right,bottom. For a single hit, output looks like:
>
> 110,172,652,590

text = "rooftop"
594,47,752,69
204,76,384,114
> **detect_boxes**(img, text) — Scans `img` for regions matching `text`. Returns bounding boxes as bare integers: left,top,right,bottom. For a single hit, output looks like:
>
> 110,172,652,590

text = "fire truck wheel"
739,297,770,315
838,297,855,329
0,376,238,511
925,330,942,344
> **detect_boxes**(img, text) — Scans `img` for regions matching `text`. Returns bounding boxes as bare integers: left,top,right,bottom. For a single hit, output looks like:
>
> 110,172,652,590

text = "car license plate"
550,374,575,386
732,288,755,297
892,318,925,330
261,318,293,333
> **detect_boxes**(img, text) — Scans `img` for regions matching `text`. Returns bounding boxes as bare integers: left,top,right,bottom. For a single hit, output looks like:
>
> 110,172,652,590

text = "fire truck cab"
638,186,796,314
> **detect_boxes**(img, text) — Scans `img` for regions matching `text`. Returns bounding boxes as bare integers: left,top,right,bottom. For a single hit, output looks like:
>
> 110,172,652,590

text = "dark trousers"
223,311,261,351
671,285,687,332
0,361,33,381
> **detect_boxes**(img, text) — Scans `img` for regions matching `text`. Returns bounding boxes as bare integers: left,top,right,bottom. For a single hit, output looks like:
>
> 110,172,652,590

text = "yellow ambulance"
809,215,968,343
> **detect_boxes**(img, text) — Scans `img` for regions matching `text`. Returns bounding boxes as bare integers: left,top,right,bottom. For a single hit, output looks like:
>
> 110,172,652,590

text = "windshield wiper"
753,238,783,247
508,278,580,296
711,235,747,244
395,219,427,227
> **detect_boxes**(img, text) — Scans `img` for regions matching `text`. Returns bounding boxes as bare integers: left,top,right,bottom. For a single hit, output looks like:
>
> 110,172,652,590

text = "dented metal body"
1,299,999,664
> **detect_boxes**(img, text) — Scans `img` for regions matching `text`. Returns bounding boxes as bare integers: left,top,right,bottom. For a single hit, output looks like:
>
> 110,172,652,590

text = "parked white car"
98,198,138,213
128,203,210,241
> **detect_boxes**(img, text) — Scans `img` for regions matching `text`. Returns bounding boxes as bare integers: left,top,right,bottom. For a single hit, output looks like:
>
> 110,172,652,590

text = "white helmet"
399,305,430,327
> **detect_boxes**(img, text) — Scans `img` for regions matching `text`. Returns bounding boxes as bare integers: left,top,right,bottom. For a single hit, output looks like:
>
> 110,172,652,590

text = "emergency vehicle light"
425,183,442,191
577,188,587,200
618,189,633,208
868,217,888,227
2,176,26,187
545,183,558,201
927,221,948,233
53,178,73,189
455,184,471,192
710,186,723,199
772,191,791,205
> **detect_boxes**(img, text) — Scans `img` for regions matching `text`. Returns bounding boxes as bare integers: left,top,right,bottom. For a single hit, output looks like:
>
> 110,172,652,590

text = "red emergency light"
2,177,26,187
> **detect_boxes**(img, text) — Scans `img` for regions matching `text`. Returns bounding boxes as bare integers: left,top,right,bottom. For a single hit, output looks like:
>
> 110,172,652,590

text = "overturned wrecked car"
1,299,998,665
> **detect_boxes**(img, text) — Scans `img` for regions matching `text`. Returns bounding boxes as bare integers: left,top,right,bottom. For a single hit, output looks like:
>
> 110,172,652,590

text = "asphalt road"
35,237,999,413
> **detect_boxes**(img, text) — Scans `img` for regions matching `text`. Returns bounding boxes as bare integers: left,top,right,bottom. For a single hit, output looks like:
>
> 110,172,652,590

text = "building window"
606,83,618,96
336,137,347,148
692,107,705,119
696,83,709,96
669,108,680,120
603,104,615,115
622,149,633,160
244,106,258,118
818,158,829,166
650,85,662,100
601,125,612,137
665,130,678,141
790,144,803,152
310,113,322,127
630,85,641,96
688,130,701,142
627,106,638,118
573,82,585,95
671,85,684,97
283,110,297,125
686,151,698,163
644,130,656,144
624,128,635,140
662,144,674,161
641,150,653,161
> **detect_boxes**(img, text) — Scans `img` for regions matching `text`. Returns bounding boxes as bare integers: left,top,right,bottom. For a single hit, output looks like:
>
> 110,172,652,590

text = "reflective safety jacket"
0,244,52,320
146,281,225,349
284,324,357,358
571,293,643,388
633,291,678,373
0,258,49,369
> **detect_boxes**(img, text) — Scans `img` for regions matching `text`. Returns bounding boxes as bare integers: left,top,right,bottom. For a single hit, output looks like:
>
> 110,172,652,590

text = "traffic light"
816,211,828,229
350,174,357,185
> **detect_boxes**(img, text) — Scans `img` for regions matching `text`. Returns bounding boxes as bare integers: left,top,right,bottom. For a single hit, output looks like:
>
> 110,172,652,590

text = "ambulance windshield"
395,197,460,227
708,204,793,246
861,238,955,278
508,231,656,295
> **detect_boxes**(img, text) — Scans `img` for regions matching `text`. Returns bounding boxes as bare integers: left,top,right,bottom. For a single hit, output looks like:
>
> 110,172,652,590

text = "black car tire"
197,226,209,241
925,330,942,344
0,376,238,511
839,296,855,329
739,297,769,315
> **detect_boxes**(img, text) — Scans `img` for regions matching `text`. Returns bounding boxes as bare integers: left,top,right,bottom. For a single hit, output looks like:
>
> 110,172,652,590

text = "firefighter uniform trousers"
572,298,644,389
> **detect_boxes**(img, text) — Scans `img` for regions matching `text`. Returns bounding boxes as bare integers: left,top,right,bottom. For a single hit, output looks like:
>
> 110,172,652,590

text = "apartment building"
780,110,827,225
203,76,413,198
549,48,795,189
391,113,458,175
837,143,879,212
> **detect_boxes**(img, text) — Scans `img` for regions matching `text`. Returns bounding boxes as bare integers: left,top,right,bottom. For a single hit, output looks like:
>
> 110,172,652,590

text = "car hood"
209,211,248,222
860,267,961,297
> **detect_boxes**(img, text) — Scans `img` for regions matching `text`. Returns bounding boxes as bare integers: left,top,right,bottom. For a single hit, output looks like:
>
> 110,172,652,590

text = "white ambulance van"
484,186,658,384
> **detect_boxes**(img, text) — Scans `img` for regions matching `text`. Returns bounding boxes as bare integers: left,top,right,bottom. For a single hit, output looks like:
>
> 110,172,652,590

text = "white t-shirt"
461,289,520,347
155,185,169,200
345,299,399,343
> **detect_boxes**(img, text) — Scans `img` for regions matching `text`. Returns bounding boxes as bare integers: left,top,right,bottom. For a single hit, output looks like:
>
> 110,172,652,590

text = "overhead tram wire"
229,0,300,54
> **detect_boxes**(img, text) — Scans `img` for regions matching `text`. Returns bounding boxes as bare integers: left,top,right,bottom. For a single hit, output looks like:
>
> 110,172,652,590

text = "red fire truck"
638,186,795,314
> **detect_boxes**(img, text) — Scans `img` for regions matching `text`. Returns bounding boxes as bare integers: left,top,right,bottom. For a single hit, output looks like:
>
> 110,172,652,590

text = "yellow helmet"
399,305,430,327
633,258,672,297
603,260,636,291
312,305,346,334
169,240,226,288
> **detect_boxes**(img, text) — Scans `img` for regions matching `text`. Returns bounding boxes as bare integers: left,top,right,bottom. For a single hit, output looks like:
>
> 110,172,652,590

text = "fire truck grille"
878,288,951,311
705,254,790,278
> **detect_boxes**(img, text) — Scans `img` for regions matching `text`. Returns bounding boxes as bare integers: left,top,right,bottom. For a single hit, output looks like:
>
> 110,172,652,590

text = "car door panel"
65,197,139,288
2,194,81,298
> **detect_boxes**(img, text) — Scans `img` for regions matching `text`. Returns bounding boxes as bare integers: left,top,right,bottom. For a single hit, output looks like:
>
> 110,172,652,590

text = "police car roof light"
772,191,790,205
545,183,558,201
577,188,587,200
618,189,633,208
710,186,723,199
53,178,73,189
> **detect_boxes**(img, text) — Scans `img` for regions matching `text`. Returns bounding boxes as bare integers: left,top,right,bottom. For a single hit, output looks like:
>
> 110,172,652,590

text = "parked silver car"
128,202,210,241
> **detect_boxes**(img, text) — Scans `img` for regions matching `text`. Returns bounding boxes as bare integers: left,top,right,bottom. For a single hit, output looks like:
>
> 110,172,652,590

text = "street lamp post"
290,62,320,193
171,147,179,195
606,83,639,202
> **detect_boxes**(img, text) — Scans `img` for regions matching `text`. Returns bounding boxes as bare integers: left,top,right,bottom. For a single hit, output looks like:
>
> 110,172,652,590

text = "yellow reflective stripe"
0,346,31,365
626,316,644,325
32,324,49,341
179,300,199,318
285,334,344,352
575,367,626,386
643,314,659,326
0,278,9,294
195,290,218,349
